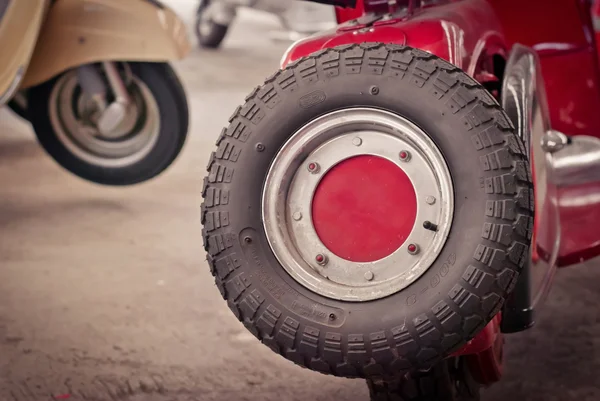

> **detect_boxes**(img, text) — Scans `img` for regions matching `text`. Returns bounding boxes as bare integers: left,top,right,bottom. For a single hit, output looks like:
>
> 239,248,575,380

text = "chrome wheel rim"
262,108,454,302
49,71,160,168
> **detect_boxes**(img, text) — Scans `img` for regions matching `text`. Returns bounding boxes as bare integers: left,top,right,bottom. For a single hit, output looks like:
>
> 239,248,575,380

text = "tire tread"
201,44,533,378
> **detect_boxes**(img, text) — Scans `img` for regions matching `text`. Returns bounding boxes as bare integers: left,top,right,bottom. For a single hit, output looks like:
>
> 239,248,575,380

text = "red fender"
281,0,507,79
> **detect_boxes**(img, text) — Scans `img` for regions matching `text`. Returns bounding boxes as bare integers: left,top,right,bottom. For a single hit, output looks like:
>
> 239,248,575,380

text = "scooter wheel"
27,62,189,186
202,43,533,377
195,0,229,49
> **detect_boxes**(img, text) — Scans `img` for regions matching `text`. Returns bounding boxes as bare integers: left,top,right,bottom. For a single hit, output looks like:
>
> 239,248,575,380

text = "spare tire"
201,43,533,377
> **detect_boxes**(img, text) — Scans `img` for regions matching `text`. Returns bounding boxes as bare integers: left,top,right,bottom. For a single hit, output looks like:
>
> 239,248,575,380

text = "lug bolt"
292,211,303,221
315,253,328,265
407,243,420,255
425,196,436,205
307,162,320,174
353,137,363,146
364,271,374,281
399,150,411,162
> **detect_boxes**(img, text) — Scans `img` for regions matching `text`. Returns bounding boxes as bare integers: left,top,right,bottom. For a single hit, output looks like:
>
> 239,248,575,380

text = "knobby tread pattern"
200,44,533,379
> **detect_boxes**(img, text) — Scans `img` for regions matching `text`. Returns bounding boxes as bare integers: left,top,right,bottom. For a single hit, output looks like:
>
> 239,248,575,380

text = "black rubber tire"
367,358,480,401
195,0,229,49
201,43,533,378
28,62,189,186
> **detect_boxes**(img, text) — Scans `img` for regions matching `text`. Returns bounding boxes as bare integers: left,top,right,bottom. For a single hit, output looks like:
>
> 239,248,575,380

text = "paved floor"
1,3,599,401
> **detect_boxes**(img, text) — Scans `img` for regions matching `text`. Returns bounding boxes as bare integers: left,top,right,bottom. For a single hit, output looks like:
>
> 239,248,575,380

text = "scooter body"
0,0,48,106
20,0,190,89
2,0,192,186
195,0,295,49
195,0,335,48
213,0,292,26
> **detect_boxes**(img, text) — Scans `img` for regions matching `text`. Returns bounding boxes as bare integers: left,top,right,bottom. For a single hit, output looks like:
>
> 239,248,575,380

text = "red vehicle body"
277,0,600,388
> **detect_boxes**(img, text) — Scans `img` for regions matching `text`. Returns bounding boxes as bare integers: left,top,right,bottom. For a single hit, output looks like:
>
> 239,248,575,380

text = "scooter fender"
20,0,191,89
0,0,48,103
280,0,506,79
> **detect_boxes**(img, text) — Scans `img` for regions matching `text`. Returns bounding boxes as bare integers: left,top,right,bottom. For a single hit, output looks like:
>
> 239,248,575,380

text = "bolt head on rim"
262,108,454,302
307,162,320,173
407,243,420,255
315,253,328,265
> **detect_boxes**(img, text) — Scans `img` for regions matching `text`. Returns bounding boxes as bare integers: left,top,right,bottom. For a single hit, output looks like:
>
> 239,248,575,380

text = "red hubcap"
311,155,418,263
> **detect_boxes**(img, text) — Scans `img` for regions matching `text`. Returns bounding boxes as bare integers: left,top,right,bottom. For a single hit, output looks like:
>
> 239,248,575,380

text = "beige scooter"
0,0,191,185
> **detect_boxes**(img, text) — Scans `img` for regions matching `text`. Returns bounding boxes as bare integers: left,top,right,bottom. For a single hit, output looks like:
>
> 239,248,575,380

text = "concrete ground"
1,3,599,401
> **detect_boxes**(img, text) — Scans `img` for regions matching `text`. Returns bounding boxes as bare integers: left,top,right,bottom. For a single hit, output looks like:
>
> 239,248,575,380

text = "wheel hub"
50,71,160,168
312,155,417,263
262,108,454,301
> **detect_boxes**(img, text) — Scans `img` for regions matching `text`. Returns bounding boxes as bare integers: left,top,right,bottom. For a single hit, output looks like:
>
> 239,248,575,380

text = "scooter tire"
201,43,533,377
28,62,189,186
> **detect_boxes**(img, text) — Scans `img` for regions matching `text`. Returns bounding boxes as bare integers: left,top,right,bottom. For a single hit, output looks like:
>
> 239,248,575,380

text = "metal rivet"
244,236,252,244
399,150,411,162
541,129,569,153
307,162,320,174
425,196,436,205
369,86,380,95
407,243,419,255
329,313,336,320
315,253,328,265
292,211,303,221
255,143,265,152
353,137,363,146
364,271,374,281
